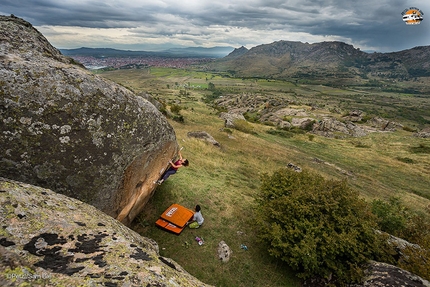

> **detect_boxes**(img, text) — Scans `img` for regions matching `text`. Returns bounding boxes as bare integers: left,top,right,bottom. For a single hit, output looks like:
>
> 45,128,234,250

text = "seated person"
188,205,204,229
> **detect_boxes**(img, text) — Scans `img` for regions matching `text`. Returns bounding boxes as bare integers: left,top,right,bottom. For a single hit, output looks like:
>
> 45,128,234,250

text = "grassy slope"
100,68,430,287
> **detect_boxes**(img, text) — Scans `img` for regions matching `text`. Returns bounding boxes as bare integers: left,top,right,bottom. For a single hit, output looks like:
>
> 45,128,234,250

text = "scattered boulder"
219,112,246,128
414,127,430,138
278,121,292,129
217,241,232,263
367,117,403,131
0,177,213,287
0,15,177,225
286,163,302,172
187,131,220,147
343,110,364,122
291,117,315,129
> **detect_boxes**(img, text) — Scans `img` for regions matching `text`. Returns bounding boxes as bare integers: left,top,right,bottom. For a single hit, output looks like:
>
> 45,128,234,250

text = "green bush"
243,111,260,123
410,144,430,154
371,197,407,235
266,128,294,138
350,140,371,148
399,241,430,281
233,119,256,134
202,90,222,103
371,197,430,281
402,126,417,132
170,104,182,114
397,212,430,281
255,168,384,283
302,120,316,131
172,114,184,123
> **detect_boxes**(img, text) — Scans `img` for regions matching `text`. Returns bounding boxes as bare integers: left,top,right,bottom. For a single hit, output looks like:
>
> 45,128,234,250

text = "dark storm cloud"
1,0,428,52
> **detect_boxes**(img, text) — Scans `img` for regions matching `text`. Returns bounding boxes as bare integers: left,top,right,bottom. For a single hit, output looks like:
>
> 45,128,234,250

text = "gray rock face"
0,178,212,287
0,15,177,225
342,110,364,122
358,261,430,287
312,118,368,138
414,127,430,138
367,117,403,131
219,112,246,128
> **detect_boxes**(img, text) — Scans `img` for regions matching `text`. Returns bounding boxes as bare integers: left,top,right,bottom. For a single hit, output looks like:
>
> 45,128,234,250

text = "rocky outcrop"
343,110,364,122
304,261,430,287
0,177,212,286
291,117,315,129
219,111,246,128
312,118,368,138
187,131,220,147
414,127,430,138
0,15,177,225
358,261,430,287
367,117,403,131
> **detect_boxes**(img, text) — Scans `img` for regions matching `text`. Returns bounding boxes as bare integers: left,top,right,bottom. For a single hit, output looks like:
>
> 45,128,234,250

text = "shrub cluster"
255,168,385,283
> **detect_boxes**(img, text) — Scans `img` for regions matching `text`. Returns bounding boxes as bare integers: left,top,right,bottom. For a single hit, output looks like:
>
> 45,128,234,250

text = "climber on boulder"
155,150,189,185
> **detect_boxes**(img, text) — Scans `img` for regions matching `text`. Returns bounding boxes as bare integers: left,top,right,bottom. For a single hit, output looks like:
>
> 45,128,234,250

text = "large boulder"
342,109,364,122
304,261,430,287
312,118,367,137
0,177,212,287
358,261,430,287
217,241,232,263
367,117,403,131
0,15,176,225
219,112,246,128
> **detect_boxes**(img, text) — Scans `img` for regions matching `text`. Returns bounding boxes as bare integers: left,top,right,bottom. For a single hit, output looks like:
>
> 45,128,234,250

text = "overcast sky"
1,0,429,53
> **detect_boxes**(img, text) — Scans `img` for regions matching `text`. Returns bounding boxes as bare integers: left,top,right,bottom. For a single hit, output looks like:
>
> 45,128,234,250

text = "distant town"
69,55,215,70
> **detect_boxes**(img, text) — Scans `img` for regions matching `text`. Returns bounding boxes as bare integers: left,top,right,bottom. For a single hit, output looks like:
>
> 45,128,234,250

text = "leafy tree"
208,82,215,90
255,168,384,283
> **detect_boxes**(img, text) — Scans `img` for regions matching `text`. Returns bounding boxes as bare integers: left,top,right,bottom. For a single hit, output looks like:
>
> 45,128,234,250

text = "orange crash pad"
156,204,194,234
155,219,185,234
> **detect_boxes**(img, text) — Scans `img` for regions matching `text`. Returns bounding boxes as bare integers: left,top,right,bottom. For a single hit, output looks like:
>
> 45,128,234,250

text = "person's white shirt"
193,211,204,225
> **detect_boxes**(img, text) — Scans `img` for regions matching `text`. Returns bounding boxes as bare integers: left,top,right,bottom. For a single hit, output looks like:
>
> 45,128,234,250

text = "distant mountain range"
61,41,430,83
208,41,430,82
60,46,234,59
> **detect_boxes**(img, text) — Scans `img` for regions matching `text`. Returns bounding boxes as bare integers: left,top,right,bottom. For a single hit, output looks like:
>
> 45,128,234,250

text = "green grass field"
100,67,430,287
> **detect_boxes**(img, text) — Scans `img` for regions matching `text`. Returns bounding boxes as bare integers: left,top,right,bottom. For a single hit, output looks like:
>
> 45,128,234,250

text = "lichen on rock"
0,177,212,286
0,15,177,225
